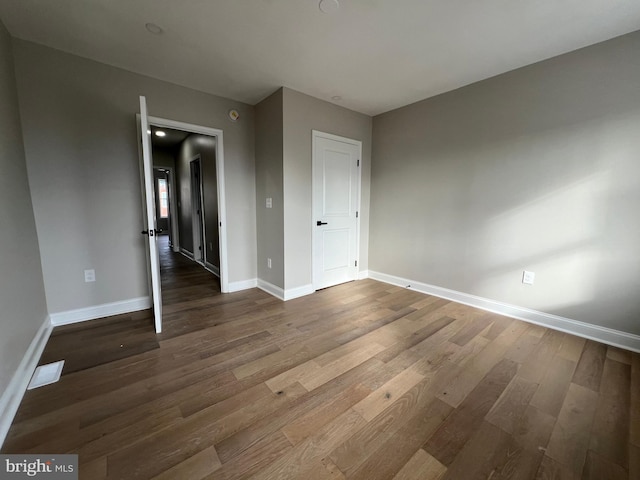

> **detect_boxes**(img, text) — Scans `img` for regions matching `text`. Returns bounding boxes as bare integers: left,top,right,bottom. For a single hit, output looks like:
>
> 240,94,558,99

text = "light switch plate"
266,197,272,208
84,269,96,283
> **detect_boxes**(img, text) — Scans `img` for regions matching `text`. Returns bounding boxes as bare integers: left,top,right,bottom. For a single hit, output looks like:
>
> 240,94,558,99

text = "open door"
139,96,163,333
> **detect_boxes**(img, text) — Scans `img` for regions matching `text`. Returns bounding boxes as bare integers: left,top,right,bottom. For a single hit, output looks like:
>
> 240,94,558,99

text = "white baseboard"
205,262,220,278
358,270,369,280
257,279,285,300
284,284,314,301
227,278,258,293
180,248,194,260
257,280,314,301
49,297,151,327
0,316,52,447
368,270,640,353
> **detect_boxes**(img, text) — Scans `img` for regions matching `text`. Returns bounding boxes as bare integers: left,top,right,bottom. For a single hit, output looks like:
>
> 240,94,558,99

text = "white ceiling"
1,0,639,116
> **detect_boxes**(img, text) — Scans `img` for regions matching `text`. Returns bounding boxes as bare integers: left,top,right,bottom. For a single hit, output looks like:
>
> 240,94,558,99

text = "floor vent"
27,360,65,390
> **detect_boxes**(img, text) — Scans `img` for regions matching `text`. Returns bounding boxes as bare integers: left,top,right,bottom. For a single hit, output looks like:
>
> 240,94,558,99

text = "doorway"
146,116,228,294
153,167,173,246
151,129,220,274
312,130,362,290
139,98,229,333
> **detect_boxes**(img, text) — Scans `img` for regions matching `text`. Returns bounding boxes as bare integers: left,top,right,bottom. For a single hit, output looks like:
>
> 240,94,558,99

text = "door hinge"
356,211,359,218
219,222,222,227
357,159,360,166
355,260,358,267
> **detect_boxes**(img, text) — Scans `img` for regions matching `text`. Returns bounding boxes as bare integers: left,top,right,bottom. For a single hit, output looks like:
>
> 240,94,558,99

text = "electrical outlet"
266,197,272,209
267,258,272,269
84,269,96,283
522,270,535,285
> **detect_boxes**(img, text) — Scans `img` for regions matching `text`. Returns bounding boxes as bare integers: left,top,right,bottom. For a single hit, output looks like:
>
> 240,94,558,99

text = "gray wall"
282,88,372,290
176,134,219,269
255,89,285,288
0,22,47,398
152,147,177,170
13,40,256,313
370,31,640,334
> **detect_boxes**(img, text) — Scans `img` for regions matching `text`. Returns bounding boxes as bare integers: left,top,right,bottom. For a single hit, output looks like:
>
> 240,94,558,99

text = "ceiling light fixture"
331,95,342,101
319,0,339,14
155,130,166,137
145,23,163,35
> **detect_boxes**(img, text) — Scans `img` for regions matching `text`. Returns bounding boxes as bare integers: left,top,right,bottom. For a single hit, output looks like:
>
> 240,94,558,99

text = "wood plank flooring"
2,236,637,479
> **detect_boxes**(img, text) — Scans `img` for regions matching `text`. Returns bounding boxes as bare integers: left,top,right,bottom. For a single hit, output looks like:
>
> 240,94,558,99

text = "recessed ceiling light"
155,130,166,137
331,95,342,101
319,0,339,14
145,23,163,35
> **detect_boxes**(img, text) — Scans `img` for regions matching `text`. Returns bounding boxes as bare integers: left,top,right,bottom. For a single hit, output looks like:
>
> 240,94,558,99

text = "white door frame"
139,114,230,293
311,130,362,290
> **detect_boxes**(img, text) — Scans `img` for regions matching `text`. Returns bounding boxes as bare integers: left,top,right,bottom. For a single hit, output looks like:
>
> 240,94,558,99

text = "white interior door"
139,96,163,333
313,131,361,290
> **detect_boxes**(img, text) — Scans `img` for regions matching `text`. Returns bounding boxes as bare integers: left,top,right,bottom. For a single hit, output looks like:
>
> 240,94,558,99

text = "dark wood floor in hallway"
2,237,638,479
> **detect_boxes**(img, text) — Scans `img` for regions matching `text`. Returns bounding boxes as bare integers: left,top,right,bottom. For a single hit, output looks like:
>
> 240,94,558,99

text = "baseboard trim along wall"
228,278,258,293
257,279,285,300
257,279,315,301
205,262,220,278
357,270,369,280
284,284,315,301
0,316,52,447
49,296,151,327
368,270,640,353
180,248,194,260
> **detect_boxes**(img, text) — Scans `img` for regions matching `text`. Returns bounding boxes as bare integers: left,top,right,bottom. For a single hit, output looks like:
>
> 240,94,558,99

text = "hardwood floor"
2,237,638,479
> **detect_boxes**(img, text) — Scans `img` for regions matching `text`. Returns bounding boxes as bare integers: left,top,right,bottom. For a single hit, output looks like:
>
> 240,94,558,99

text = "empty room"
1,1,639,479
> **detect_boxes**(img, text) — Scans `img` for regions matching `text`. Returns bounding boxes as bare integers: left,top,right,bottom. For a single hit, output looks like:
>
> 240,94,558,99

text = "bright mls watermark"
0,455,77,479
